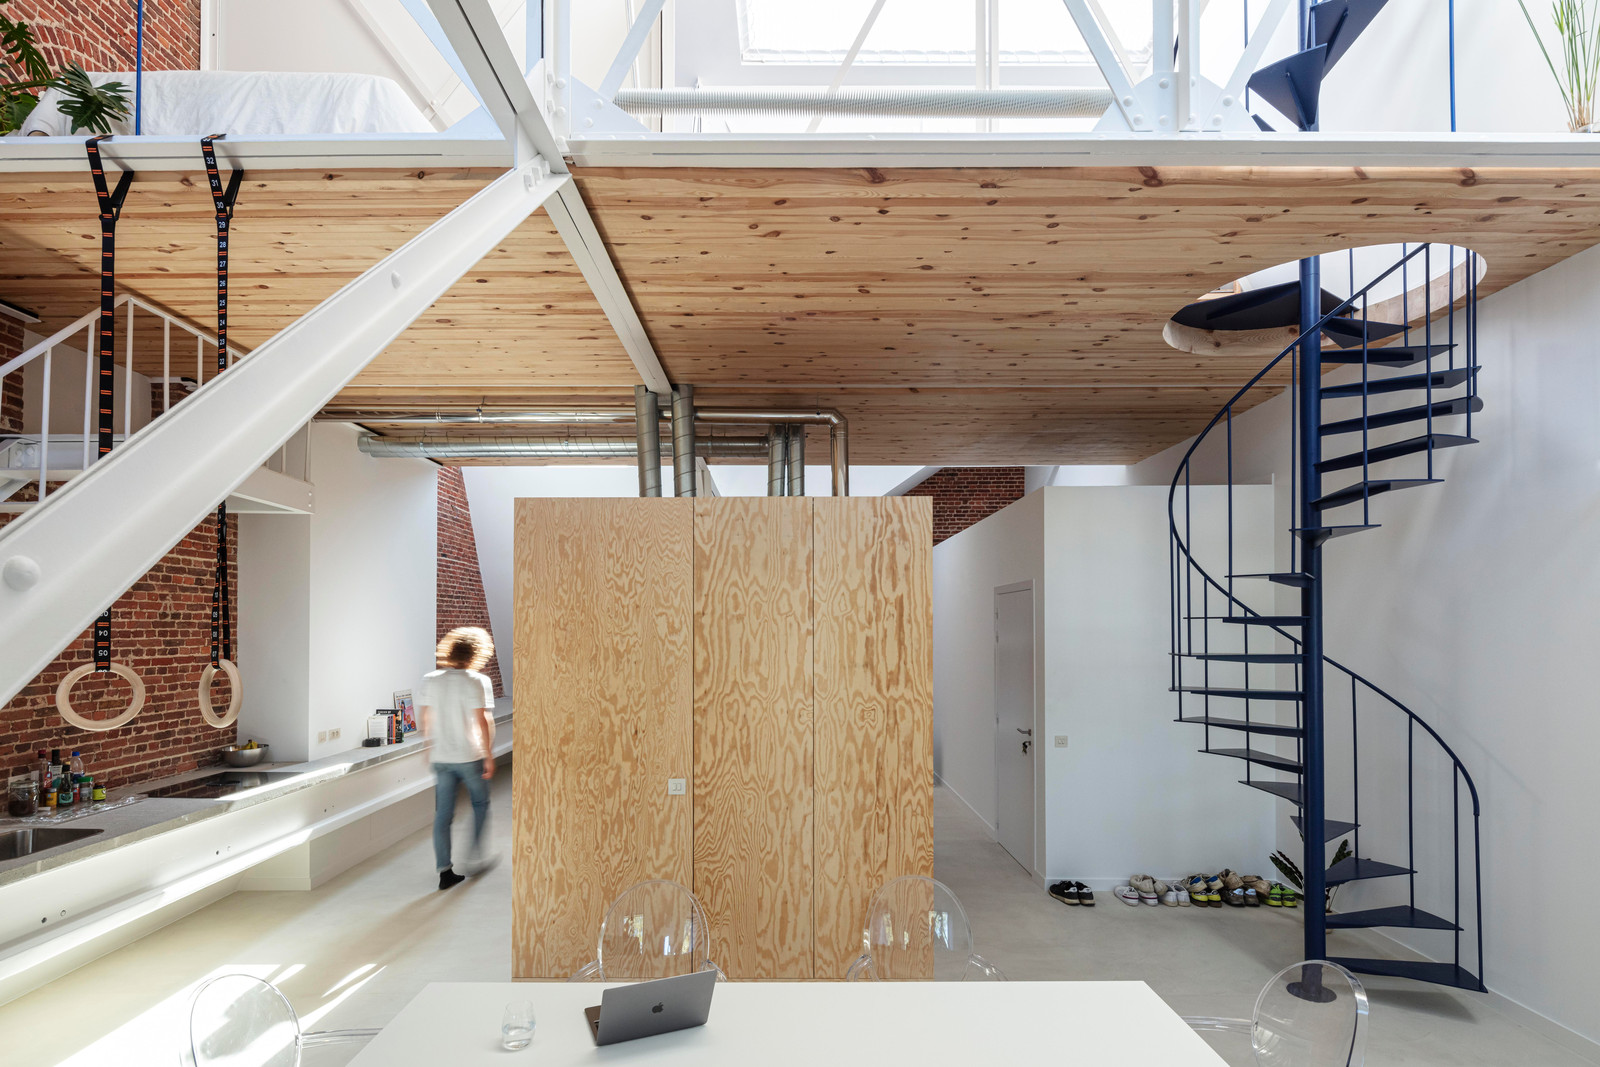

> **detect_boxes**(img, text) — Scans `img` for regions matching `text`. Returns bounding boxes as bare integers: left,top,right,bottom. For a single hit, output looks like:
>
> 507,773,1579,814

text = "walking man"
420,626,497,890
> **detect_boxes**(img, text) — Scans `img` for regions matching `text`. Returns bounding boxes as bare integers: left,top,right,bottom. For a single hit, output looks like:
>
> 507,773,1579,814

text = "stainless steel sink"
0,826,104,860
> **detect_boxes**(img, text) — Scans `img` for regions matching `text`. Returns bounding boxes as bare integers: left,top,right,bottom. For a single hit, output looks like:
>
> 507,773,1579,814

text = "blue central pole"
134,0,144,135
1295,0,1328,964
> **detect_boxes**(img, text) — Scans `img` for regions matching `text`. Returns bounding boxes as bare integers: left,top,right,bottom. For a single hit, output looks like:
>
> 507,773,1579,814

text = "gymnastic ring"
55,661,146,731
198,659,243,728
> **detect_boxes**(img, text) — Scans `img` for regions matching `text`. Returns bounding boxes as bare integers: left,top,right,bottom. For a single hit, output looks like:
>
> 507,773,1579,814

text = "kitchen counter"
0,709,512,889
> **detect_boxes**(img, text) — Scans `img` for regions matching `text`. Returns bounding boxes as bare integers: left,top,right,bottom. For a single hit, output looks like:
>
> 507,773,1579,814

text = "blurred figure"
419,626,497,890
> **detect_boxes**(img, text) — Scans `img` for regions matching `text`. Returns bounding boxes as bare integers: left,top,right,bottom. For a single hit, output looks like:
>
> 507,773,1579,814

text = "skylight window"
735,0,1152,67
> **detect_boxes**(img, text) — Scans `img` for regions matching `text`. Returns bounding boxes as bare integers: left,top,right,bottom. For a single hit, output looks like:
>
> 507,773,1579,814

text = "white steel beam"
1214,0,1293,126
0,161,566,707
600,0,667,99
808,0,889,133
427,0,674,395
1060,0,1146,129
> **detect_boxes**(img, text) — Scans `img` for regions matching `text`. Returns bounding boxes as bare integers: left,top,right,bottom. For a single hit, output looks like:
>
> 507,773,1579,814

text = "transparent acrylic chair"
183,973,379,1067
1185,959,1369,1067
569,878,724,981
846,875,1005,981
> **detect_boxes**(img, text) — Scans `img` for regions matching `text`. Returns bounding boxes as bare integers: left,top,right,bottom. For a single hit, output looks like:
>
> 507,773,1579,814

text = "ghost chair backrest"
1185,959,1368,1067
569,879,723,981
185,974,379,1067
849,875,1004,981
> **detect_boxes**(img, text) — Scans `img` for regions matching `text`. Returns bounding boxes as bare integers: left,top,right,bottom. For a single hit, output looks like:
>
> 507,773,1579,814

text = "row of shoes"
1112,871,1301,909
1047,880,1096,906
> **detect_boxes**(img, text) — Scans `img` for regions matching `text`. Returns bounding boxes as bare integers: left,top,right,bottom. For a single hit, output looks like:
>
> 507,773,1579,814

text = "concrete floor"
0,778,1593,1066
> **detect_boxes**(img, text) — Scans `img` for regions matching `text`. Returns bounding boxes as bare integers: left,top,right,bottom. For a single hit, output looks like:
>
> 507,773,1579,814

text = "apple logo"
651,1002,665,1014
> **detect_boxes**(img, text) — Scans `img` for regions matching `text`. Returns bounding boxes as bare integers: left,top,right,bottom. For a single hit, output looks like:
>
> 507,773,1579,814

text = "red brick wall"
0,321,238,789
904,467,1026,545
1,316,23,434
11,0,201,73
436,467,503,696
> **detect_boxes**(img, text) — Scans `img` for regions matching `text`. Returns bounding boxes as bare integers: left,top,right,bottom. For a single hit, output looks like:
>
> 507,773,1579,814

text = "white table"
346,980,1230,1065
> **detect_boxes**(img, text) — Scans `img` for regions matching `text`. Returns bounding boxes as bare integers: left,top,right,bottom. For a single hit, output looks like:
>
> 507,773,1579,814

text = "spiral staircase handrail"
1166,240,1483,817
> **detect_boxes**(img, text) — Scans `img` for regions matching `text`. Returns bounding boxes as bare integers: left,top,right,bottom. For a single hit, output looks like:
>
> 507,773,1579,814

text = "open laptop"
584,969,717,1046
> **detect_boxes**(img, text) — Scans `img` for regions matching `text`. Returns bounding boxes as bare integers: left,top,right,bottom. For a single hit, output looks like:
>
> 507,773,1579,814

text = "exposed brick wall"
0,509,238,790
436,467,503,696
1,317,23,433
0,316,237,787
11,0,201,74
904,467,1026,545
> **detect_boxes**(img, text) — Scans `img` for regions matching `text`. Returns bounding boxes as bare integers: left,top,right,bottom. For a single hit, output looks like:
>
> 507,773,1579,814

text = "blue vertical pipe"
1448,0,1457,132
134,0,144,134
1297,253,1328,963
1295,0,1327,967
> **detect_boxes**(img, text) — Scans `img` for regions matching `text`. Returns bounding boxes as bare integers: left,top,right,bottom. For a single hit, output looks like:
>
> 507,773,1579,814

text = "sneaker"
1049,881,1080,906
1186,875,1209,907
1267,884,1285,907
1113,884,1141,907
438,868,465,891
1244,887,1260,907
1203,875,1224,907
1073,881,1097,907
1282,884,1300,909
1130,874,1160,906
1172,881,1191,907
1159,881,1181,907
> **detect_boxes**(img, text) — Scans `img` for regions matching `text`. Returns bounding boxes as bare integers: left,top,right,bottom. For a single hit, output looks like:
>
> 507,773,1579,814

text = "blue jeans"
433,761,490,873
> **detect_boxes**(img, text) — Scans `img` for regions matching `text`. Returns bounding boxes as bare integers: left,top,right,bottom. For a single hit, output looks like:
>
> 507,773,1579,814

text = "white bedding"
19,70,434,137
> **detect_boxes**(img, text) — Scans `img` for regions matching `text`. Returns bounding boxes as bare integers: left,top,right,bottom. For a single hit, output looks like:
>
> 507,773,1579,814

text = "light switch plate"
329,727,341,741
667,778,687,796
1054,735,1069,748
317,731,328,744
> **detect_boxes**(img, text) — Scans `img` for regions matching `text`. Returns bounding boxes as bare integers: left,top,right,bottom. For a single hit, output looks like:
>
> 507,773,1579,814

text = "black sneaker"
1073,881,1096,907
1048,881,1080,906
439,868,466,891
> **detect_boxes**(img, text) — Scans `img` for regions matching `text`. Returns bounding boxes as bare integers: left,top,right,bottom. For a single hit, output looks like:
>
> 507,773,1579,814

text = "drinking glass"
502,1000,536,1050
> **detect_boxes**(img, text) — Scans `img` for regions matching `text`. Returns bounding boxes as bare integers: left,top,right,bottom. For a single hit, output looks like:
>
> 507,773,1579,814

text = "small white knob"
3,555,41,592
390,271,402,290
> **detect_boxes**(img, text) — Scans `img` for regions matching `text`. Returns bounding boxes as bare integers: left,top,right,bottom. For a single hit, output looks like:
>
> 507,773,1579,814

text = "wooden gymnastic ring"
198,659,242,728
55,662,146,731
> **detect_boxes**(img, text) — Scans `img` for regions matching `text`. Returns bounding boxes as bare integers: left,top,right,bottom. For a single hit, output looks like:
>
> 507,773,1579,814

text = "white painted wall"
934,485,1278,886
1127,244,1600,1045
237,423,437,762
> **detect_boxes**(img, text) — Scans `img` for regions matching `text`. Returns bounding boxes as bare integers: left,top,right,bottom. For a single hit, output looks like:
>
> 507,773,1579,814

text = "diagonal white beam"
0,161,567,707
1060,0,1145,129
600,0,667,100
428,0,673,395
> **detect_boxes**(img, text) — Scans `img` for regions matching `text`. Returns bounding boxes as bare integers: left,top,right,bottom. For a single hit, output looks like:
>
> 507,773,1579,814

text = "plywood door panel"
812,497,935,978
512,498,694,978
692,498,814,979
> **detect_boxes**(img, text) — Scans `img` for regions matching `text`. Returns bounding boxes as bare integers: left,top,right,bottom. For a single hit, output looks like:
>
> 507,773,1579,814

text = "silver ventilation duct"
356,434,769,460
614,87,1113,118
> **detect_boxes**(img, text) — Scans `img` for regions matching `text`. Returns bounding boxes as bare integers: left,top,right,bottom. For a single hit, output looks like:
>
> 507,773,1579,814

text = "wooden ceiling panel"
0,167,637,395
576,165,1600,395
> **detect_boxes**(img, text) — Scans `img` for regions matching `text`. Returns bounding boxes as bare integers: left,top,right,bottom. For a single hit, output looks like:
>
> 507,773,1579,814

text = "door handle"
1016,728,1033,736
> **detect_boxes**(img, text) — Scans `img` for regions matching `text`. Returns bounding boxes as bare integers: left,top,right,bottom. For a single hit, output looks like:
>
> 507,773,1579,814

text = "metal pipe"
356,434,768,460
634,385,661,497
671,385,696,497
320,409,640,426
767,426,788,497
787,424,805,497
615,86,1113,118
695,408,849,496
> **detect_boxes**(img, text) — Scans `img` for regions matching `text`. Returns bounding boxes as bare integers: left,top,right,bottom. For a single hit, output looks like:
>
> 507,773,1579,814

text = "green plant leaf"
1,6,52,84
50,63,130,134
1270,849,1304,890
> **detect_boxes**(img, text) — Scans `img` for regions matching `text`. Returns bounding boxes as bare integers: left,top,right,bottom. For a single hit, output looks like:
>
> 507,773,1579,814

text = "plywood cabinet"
513,496,931,980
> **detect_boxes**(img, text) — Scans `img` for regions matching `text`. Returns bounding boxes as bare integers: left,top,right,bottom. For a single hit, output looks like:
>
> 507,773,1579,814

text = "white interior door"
994,585,1035,871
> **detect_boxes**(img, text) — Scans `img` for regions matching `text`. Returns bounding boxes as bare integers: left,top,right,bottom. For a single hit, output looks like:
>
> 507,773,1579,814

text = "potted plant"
2,0,131,135
1518,0,1600,131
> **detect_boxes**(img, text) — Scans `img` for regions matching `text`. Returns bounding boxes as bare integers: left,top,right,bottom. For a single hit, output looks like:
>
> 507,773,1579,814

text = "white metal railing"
0,295,247,504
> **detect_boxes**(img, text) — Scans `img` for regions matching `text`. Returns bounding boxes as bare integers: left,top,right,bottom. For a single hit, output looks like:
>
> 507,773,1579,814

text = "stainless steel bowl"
222,744,268,768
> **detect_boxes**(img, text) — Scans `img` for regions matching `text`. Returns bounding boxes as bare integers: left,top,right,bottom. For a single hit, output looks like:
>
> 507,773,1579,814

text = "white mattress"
19,70,434,137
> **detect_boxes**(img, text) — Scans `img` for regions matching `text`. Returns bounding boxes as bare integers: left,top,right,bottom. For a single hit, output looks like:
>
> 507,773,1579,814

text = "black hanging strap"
201,135,243,668
84,135,134,672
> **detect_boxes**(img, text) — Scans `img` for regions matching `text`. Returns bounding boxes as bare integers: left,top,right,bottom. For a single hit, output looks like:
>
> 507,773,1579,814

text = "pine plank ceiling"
4,163,1600,464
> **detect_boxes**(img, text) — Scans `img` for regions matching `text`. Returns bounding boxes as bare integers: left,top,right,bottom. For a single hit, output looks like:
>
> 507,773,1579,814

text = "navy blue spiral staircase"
1168,242,1486,992
1246,0,1391,131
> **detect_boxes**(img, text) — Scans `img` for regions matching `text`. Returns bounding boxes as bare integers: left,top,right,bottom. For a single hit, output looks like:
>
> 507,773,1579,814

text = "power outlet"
329,727,342,741
1053,735,1069,748
667,778,687,796
317,731,328,744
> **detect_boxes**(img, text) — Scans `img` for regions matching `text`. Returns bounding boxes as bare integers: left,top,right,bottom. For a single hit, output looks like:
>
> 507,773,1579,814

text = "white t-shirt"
418,668,495,765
